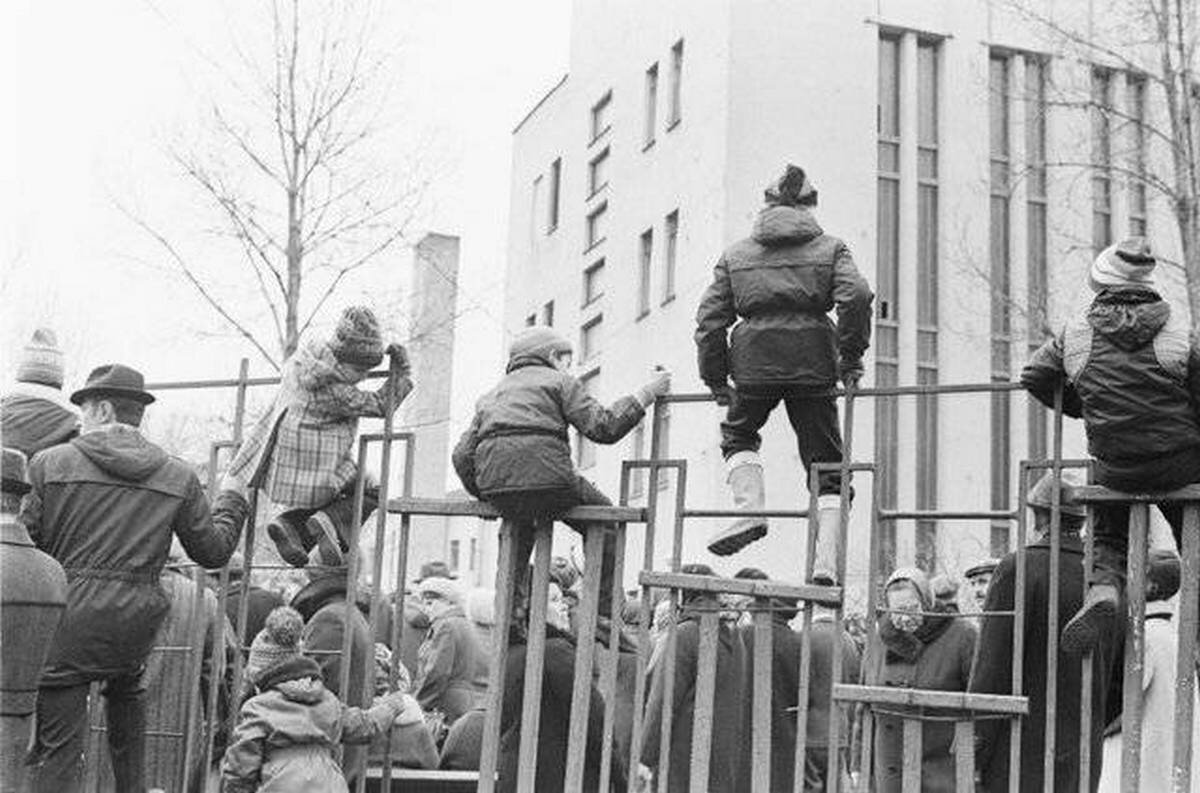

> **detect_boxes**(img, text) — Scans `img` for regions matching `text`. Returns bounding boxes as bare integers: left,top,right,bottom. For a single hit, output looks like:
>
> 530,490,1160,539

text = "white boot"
812,494,844,585
707,451,769,556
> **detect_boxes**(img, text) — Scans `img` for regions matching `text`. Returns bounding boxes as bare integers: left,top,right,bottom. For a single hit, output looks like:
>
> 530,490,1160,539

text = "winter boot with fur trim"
707,451,769,556
811,494,844,586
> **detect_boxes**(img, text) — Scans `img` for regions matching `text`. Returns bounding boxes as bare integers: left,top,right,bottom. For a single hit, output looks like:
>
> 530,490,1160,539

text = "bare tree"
125,0,429,370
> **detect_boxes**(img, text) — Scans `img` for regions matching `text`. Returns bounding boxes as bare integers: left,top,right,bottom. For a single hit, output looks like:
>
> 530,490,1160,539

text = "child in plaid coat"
228,306,411,567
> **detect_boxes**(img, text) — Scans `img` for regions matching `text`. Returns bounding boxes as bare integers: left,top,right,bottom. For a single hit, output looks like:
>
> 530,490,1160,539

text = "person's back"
0,328,78,458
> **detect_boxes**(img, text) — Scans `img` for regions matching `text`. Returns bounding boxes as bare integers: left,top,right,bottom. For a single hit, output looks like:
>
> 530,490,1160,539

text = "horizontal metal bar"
145,368,389,392
623,458,688,470
385,496,646,522
1021,459,1092,470
364,768,486,782
640,570,841,607
359,431,415,443
878,509,1017,521
1072,484,1200,504
834,684,1029,715
682,508,810,519
658,381,1025,405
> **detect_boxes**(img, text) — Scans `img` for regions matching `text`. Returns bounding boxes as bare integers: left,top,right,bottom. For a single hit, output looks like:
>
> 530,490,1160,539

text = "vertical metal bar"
857,459,884,789
688,610,720,793
826,384,856,793
564,527,604,791
179,566,208,793
1121,502,1149,793
224,487,259,743
1009,462,1030,793
598,518,628,793
655,594,680,793
198,438,234,787
515,521,553,793
793,467,821,793
1078,500,1096,793
478,519,518,793
751,605,773,793
382,435,416,793
955,721,976,792
1173,503,1199,792
337,438,371,713
901,718,923,793
1042,384,1066,793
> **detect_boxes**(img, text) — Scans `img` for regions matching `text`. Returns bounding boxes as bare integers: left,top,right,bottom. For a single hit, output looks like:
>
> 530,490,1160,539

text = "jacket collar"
6,380,74,410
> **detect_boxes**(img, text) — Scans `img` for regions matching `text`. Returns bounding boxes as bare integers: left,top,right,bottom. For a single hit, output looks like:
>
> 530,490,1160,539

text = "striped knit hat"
331,306,385,368
16,328,64,389
1090,237,1157,291
246,606,305,684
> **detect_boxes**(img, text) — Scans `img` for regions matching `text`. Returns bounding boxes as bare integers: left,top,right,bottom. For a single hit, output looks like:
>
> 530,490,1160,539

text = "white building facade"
504,0,1185,610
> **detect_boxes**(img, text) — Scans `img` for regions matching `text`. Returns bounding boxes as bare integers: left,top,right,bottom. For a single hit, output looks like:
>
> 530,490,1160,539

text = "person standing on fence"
18,363,251,793
969,471,1122,793
1,328,79,458
228,305,412,569
1021,237,1200,654
694,164,873,579
868,567,976,793
451,325,670,627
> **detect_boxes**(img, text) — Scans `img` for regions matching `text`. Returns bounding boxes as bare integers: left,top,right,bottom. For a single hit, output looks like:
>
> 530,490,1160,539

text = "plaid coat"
229,338,410,509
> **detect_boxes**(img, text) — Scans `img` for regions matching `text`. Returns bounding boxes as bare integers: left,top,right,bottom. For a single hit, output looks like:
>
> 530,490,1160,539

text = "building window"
875,34,901,575
547,158,561,233
586,202,608,250
531,175,543,239
1129,76,1148,236
583,259,605,306
1092,68,1114,253
469,537,477,571
667,39,683,128
916,40,939,573
525,313,536,327
580,314,603,361
449,539,460,572
989,52,1013,555
638,228,653,319
588,147,610,197
663,210,679,304
542,300,555,327
591,91,612,143
630,423,646,498
1026,56,1050,461
644,63,659,147
577,369,600,468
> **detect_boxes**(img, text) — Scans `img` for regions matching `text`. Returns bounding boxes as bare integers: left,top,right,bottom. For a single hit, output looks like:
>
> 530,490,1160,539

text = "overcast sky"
0,0,570,455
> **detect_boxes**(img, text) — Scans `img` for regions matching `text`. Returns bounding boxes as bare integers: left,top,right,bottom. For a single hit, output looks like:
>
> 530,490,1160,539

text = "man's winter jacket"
1022,287,1200,476
695,206,873,392
20,424,247,686
452,354,644,500
413,606,487,725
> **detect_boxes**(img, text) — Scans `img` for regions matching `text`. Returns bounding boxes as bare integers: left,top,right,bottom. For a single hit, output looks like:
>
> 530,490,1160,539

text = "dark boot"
267,509,315,568
305,489,379,567
1061,583,1121,655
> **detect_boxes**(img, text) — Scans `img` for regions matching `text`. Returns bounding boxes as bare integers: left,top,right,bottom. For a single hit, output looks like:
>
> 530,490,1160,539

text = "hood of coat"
72,424,168,482
291,574,353,621
1088,287,1171,351
292,338,365,390
751,206,824,247
256,655,326,702
505,353,557,374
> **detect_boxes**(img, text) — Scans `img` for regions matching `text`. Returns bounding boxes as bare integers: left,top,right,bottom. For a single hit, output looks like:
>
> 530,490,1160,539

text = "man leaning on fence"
1021,237,1200,654
18,364,250,793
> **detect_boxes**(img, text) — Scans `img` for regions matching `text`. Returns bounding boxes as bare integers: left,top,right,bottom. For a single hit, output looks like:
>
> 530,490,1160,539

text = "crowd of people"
3,160,1200,793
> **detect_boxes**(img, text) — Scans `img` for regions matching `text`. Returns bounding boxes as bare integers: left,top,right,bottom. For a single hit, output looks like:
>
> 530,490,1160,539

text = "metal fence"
77,360,1200,792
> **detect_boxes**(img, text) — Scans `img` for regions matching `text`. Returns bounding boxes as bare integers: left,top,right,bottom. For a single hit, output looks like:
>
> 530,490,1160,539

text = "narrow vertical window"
875,34,902,574
588,147,609,197
916,40,940,573
586,202,608,250
449,540,460,572
591,91,612,142
1026,57,1050,461
469,537,477,571
663,210,679,303
667,39,684,128
989,53,1013,555
583,259,605,306
1092,68,1114,253
644,63,659,147
1129,76,1148,236
637,228,653,319
547,158,561,233
542,300,555,327
580,314,603,361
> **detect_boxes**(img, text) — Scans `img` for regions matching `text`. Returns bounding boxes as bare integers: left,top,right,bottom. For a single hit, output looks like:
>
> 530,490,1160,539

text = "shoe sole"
268,521,310,568
707,523,768,556
1061,598,1119,655
307,512,345,567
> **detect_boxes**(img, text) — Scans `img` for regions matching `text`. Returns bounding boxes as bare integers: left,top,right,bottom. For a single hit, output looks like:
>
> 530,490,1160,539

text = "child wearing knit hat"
225,306,412,569
221,606,411,792
1,328,79,457
451,326,670,628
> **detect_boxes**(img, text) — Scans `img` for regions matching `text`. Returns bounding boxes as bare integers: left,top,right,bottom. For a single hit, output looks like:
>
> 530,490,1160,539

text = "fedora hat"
1,448,31,495
70,364,155,406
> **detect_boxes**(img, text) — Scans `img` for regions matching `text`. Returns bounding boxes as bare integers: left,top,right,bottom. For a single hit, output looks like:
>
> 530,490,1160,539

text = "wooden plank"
515,522,553,793
682,508,810,519
477,519,517,793
1174,504,1200,792
656,605,679,792
955,721,975,793
563,528,604,792
1121,503,1149,793
1078,510,1096,793
901,719,922,793
1071,484,1200,504
833,684,1028,714
640,570,842,607
792,604,815,793
751,607,773,793
688,611,720,793
598,523,628,793
385,496,645,523
877,509,1017,522
178,568,207,793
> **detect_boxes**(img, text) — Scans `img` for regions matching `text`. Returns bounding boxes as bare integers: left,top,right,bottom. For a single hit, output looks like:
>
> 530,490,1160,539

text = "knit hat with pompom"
331,306,385,368
246,606,305,683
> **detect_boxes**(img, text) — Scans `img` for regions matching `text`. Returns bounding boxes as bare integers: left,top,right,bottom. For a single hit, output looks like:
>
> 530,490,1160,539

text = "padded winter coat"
452,354,644,500
20,425,247,686
695,206,873,392
413,606,487,725
1022,287,1200,476
0,382,78,457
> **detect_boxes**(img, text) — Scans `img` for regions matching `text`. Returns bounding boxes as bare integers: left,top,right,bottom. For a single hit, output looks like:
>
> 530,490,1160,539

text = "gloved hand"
839,360,863,389
387,343,410,376
635,367,671,407
708,381,734,407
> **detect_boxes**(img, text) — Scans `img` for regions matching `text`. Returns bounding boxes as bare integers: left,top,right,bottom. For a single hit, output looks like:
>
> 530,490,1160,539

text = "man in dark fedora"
19,364,252,793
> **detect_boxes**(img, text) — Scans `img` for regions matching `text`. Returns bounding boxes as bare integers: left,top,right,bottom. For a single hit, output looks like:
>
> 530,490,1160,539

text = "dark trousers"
278,485,380,552
720,390,844,495
28,669,146,793
490,476,618,622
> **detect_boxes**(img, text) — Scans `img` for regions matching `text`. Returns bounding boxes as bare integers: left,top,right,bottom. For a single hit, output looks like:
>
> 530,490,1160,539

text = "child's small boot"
268,509,316,567
305,488,380,566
